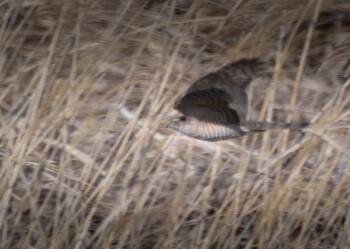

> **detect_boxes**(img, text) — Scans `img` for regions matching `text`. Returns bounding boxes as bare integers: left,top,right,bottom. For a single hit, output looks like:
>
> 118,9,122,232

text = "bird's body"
166,58,308,141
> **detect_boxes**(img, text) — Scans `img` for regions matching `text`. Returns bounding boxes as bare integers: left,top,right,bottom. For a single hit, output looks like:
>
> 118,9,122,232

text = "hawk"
166,58,308,141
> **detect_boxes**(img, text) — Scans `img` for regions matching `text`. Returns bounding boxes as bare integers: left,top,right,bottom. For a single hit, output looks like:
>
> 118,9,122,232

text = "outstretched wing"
174,87,241,125
183,59,269,122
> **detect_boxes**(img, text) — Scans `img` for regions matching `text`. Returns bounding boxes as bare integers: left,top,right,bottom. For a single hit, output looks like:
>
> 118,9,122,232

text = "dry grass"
1,0,350,248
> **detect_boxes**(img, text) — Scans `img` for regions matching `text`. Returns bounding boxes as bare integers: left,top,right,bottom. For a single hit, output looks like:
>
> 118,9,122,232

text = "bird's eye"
179,116,187,122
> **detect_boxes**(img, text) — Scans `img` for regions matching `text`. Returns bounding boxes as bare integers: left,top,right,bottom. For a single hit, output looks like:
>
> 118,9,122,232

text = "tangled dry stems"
1,0,350,248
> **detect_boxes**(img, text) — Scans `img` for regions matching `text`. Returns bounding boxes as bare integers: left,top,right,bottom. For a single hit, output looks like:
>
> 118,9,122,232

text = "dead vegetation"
1,0,350,248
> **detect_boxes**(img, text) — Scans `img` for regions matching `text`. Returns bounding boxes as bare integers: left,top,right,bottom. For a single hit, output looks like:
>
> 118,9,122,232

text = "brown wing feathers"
174,87,241,125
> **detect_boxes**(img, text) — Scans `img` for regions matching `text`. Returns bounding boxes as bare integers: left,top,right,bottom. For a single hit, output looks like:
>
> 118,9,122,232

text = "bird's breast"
188,122,243,141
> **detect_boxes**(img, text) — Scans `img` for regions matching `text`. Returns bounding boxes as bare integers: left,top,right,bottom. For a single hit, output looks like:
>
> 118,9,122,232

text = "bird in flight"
166,58,308,141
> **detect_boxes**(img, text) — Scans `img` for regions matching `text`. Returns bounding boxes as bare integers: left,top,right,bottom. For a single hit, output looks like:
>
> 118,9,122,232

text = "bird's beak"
165,115,179,129
165,121,174,129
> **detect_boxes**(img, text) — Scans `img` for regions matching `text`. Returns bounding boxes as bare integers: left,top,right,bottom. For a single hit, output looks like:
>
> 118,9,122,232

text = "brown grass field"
1,0,350,248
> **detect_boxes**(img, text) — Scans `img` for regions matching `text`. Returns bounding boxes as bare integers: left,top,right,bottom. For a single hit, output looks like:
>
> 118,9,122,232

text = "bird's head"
166,115,198,137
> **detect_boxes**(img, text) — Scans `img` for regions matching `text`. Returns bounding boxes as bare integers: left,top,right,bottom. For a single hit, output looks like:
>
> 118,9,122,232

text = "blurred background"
1,0,350,248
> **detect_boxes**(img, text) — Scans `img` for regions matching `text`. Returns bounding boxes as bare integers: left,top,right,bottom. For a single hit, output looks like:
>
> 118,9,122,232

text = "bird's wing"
183,72,249,122
183,59,271,122
174,87,241,125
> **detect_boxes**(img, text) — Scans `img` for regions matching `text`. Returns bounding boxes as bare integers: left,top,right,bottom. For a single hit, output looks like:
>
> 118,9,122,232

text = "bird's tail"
241,121,310,133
